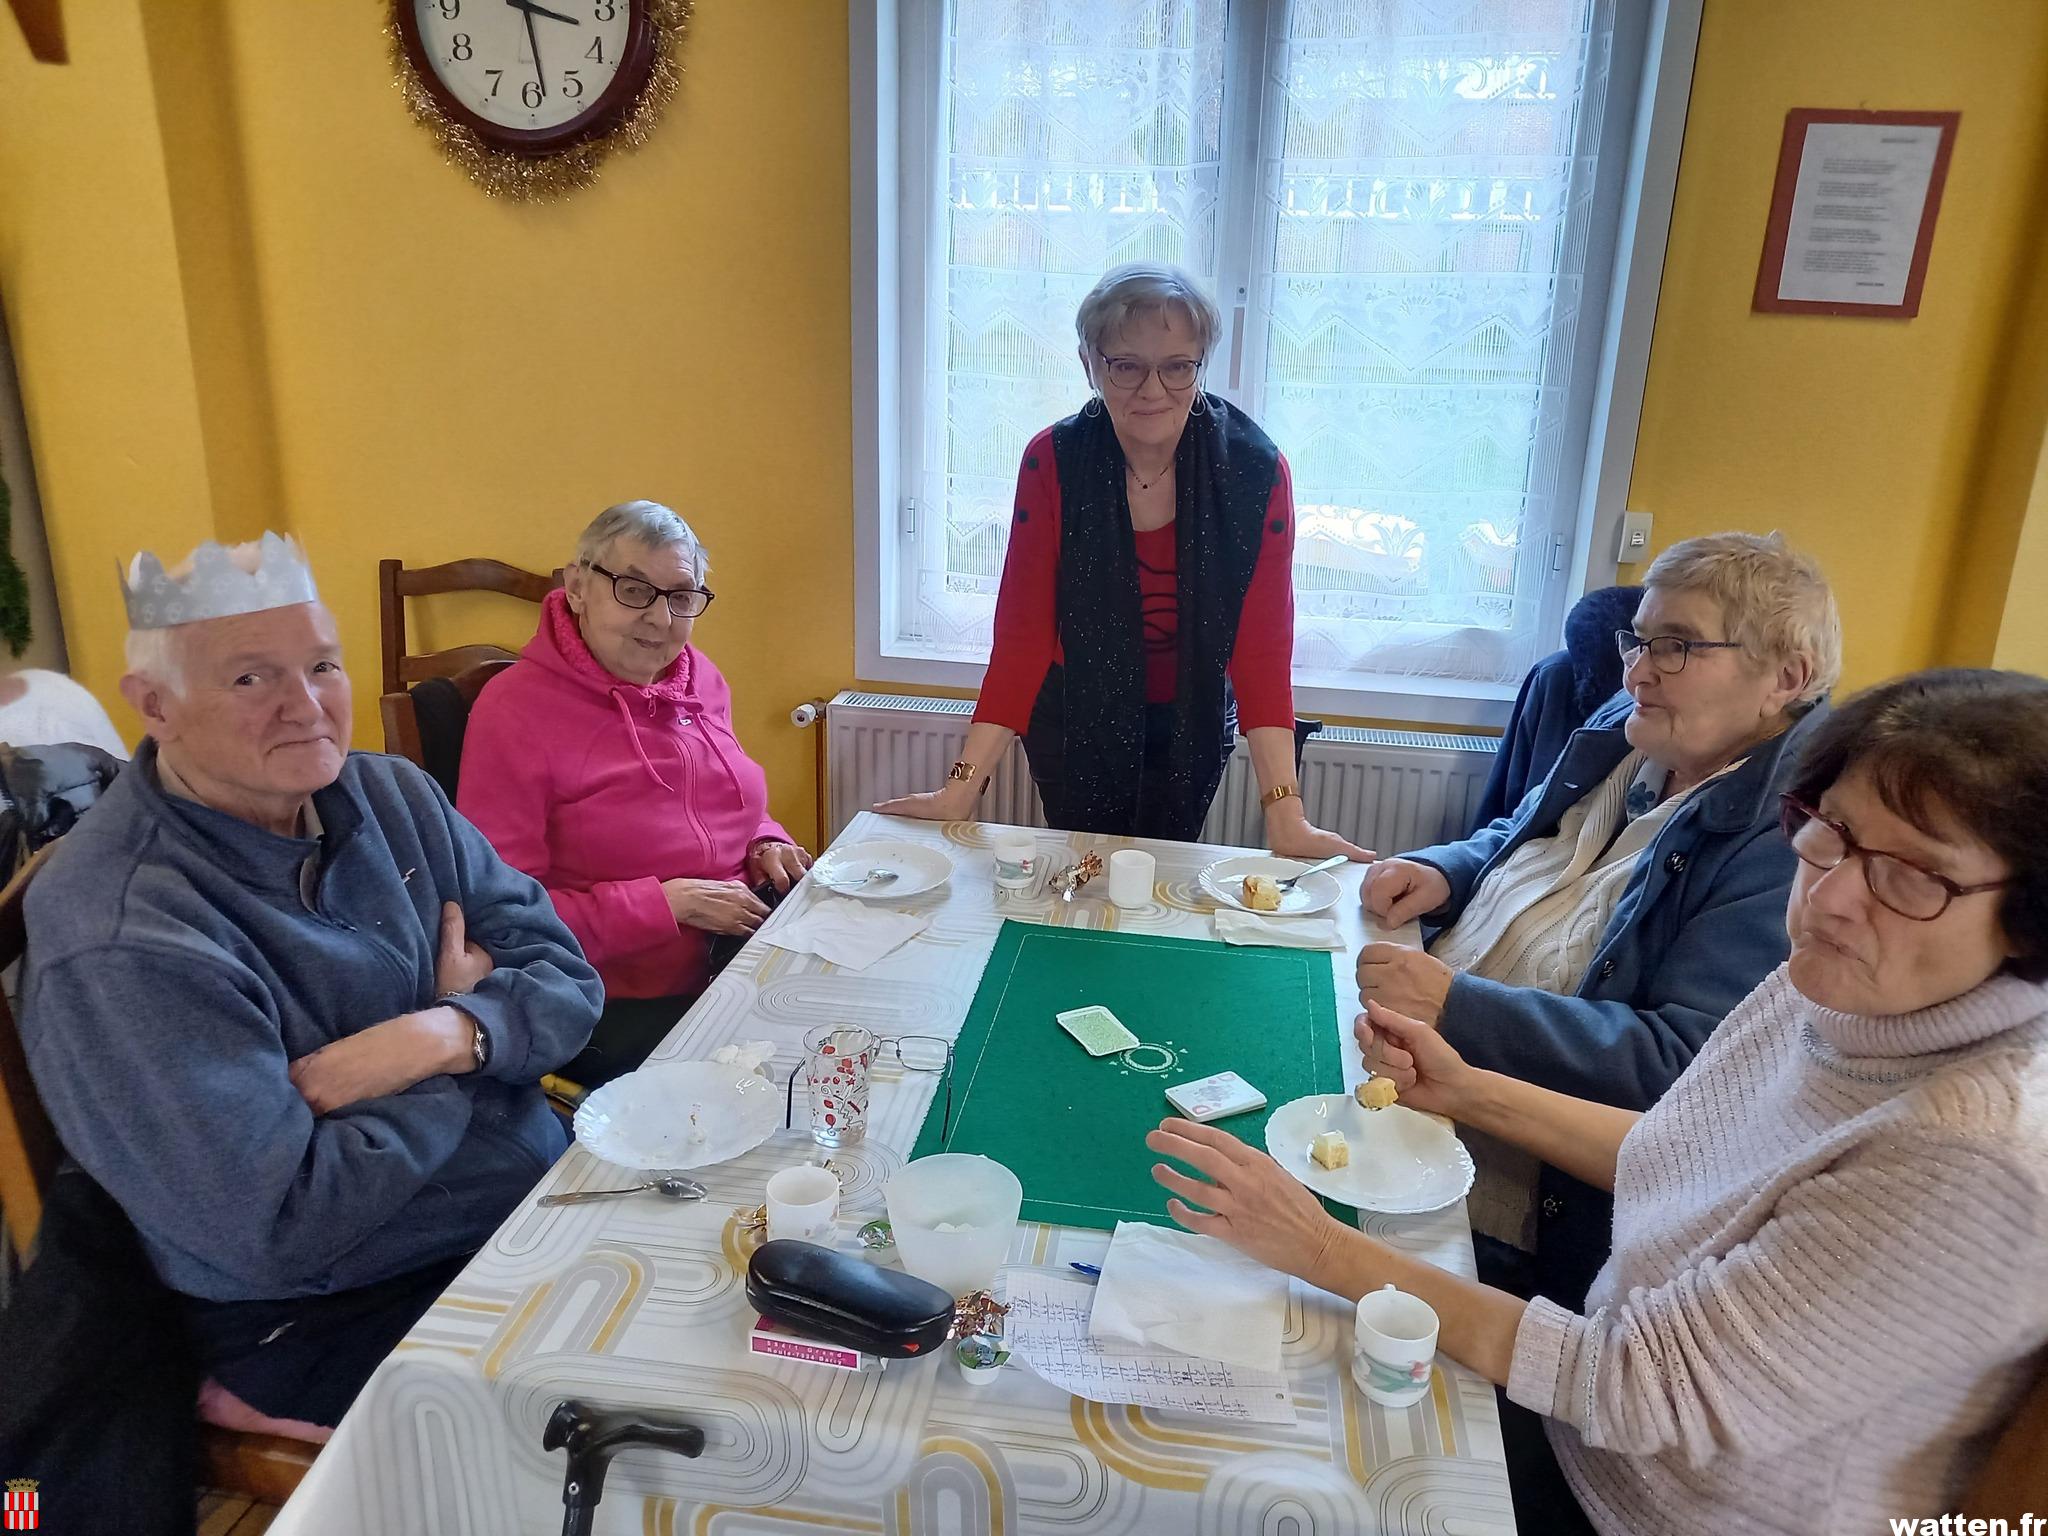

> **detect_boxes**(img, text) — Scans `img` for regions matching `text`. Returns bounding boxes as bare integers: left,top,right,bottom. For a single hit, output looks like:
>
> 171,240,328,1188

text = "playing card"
1056,1005,1140,1056
1164,1071,1268,1122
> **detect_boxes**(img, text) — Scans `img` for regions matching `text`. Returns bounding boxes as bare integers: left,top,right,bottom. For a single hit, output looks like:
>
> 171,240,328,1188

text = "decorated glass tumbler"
802,1024,880,1148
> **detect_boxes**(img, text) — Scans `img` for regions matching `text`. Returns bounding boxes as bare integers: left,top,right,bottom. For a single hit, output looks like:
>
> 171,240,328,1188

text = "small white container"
765,1164,840,1244
993,834,1038,891
1107,848,1156,909
1352,1283,1439,1407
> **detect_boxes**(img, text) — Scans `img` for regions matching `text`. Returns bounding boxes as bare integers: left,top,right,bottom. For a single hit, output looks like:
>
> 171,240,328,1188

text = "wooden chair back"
378,657,516,791
0,848,319,1499
1965,1354,2048,1519
377,556,560,698
0,845,60,1264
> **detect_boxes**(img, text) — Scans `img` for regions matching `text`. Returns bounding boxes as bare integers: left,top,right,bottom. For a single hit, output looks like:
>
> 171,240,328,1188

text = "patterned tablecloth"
269,814,1515,1536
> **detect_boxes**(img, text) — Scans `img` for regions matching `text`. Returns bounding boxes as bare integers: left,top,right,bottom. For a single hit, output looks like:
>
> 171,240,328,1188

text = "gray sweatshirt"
20,742,601,1302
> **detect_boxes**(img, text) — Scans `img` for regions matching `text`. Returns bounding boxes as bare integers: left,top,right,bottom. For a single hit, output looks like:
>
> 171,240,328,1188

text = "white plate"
1199,854,1344,916
1263,1092,1476,1215
573,1060,783,1171
811,840,953,900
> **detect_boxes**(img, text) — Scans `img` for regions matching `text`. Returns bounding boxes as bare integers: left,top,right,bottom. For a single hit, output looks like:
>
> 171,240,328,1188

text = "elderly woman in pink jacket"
458,501,809,1085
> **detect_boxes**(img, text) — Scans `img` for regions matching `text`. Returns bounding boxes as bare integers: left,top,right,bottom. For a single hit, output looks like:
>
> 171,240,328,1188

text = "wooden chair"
379,658,517,796
0,850,317,1503
1965,1355,2048,1519
378,556,560,700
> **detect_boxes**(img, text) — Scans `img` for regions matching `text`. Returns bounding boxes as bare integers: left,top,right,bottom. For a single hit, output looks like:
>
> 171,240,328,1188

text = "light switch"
1616,511,1654,565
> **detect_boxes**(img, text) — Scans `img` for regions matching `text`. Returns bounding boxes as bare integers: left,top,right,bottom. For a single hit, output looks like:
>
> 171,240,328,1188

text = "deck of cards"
1164,1071,1268,1123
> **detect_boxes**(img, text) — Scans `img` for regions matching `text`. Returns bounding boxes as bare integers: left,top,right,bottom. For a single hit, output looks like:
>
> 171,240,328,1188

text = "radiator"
824,690,1498,855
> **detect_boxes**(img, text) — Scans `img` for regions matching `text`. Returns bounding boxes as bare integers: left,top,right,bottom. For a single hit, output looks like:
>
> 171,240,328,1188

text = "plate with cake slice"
1263,1088,1475,1214
1198,854,1344,916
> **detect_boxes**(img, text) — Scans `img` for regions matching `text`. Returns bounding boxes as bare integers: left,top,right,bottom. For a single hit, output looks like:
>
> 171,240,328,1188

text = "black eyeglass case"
746,1241,956,1359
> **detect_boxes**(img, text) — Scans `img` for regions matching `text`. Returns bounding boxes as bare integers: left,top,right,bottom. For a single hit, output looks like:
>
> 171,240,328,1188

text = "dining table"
267,812,1516,1535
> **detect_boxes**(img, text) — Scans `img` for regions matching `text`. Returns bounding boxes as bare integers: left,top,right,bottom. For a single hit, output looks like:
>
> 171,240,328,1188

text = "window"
856,0,1694,721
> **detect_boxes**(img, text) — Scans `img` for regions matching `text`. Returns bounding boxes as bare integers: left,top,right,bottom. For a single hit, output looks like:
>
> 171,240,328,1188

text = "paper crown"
121,532,320,628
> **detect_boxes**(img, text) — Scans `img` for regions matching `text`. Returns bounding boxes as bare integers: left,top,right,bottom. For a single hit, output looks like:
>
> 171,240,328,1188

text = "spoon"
1277,853,1350,891
538,1175,707,1208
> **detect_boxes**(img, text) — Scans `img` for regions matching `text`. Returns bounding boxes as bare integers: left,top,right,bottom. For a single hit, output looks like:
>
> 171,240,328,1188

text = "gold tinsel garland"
385,0,690,201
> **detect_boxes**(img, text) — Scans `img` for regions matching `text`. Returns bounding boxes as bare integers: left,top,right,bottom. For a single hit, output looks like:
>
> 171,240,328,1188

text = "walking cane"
544,1398,708,1536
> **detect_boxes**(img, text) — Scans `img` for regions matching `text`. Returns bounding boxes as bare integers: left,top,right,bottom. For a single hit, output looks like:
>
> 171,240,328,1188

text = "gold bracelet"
1260,783,1301,810
946,760,979,784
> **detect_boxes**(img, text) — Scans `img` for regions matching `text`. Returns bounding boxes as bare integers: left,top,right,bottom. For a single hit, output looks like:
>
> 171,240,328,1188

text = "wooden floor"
197,1491,281,1535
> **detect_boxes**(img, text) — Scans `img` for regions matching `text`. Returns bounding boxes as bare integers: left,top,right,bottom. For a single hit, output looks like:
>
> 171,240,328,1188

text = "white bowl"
884,1154,1022,1297
573,1059,782,1171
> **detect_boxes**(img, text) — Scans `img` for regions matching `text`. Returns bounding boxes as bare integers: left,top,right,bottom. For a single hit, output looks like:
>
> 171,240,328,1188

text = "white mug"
993,834,1037,891
1107,848,1155,909
765,1164,840,1244
1352,1283,1439,1407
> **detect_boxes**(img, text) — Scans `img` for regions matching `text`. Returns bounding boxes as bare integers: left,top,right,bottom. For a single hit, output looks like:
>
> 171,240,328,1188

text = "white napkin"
760,894,932,970
1212,909,1344,950
1088,1221,1288,1373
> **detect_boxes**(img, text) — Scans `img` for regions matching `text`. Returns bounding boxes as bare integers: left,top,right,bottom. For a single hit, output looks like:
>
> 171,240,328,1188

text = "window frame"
849,0,1704,729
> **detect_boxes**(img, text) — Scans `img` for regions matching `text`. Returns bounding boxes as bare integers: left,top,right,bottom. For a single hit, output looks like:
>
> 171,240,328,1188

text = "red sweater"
975,427,1297,732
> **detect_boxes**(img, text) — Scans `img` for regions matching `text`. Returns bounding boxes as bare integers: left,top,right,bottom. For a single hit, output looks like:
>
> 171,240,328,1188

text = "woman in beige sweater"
1151,668,2048,1536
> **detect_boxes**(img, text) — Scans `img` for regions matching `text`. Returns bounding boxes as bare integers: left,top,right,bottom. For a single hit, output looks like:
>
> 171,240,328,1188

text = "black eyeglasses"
1098,354,1203,393
586,561,715,618
1616,629,1744,675
1779,794,2009,921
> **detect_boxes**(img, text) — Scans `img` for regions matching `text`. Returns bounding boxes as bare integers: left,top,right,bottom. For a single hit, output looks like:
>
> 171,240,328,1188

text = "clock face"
403,0,644,143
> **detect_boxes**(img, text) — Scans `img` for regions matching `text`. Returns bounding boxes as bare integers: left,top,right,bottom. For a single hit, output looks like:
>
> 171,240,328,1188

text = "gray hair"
1643,531,1842,708
124,625,186,694
1074,262,1222,362
572,500,709,583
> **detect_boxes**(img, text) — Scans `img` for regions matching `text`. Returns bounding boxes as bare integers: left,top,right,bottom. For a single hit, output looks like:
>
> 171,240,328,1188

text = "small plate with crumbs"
1264,1092,1475,1214
1198,854,1343,916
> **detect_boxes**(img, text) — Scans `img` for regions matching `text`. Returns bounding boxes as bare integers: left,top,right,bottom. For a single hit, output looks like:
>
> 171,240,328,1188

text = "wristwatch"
442,999,489,1073
1260,783,1301,810
946,760,979,784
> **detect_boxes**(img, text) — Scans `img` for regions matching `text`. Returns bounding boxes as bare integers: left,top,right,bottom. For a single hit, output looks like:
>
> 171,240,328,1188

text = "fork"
1276,853,1350,891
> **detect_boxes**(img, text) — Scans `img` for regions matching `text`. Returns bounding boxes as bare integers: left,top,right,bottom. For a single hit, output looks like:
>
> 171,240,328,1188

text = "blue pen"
1069,1262,1101,1278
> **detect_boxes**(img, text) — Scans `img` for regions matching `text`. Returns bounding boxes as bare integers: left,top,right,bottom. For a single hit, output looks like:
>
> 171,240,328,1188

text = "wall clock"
390,0,689,198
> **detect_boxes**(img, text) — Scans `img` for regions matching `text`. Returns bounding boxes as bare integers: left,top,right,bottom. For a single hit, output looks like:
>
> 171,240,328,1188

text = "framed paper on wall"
1753,108,1960,319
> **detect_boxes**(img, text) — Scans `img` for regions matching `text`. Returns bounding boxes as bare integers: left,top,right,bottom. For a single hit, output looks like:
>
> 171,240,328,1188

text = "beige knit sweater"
1509,965,2048,1535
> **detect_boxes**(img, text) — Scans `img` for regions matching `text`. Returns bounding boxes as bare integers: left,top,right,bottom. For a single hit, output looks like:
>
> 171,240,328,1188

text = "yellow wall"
1626,0,2048,691
4,0,2047,847
0,0,850,843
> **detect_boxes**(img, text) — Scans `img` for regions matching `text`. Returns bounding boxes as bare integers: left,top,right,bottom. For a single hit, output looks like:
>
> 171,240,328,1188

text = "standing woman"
881,263,1367,856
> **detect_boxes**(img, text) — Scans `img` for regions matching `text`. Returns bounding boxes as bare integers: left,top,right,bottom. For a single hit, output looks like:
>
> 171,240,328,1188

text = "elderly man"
17,534,601,1434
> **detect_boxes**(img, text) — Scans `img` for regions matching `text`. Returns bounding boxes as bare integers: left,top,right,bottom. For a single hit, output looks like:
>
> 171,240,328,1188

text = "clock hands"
519,4,544,96
503,0,581,103
504,0,581,25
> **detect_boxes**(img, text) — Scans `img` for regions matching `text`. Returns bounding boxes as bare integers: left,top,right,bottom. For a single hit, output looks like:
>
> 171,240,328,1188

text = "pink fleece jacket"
457,589,790,1000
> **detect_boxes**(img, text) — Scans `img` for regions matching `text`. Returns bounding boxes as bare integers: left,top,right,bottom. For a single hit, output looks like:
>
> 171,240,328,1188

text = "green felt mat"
910,921,1346,1231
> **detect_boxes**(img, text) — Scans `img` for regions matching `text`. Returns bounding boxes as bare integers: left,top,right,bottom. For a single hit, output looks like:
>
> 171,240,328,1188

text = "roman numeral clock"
391,0,688,198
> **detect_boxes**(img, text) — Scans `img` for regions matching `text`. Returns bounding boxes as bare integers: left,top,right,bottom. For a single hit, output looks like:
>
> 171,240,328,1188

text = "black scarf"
1043,395,1280,834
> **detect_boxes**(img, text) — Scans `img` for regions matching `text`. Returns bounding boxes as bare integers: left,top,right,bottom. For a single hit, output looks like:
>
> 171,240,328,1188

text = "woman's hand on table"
662,877,770,936
1355,941,1453,1025
1361,858,1451,927
1146,1117,1346,1286
1353,999,1481,1120
875,780,981,822
1266,815,1374,863
746,838,813,894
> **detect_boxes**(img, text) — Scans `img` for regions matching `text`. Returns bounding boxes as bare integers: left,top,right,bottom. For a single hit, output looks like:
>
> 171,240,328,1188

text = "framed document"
1753,109,1959,318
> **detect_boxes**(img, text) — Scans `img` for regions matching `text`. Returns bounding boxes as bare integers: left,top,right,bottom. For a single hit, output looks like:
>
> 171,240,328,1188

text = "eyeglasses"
1616,629,1744,675
1779,794,2009,921
1098,354,1203,393
586,561,715,618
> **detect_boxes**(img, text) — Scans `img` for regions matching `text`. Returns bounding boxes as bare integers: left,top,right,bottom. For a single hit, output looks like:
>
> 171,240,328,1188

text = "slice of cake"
1355,1077,1398,1111
1309,1129,1350,1170
1242,874,1282,912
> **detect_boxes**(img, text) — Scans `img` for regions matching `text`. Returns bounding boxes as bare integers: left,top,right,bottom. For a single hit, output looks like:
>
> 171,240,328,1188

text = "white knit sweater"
1509,965,2048,1535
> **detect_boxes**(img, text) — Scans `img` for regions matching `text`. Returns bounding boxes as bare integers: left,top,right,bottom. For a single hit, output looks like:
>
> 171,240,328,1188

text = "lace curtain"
899,0,1612,691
